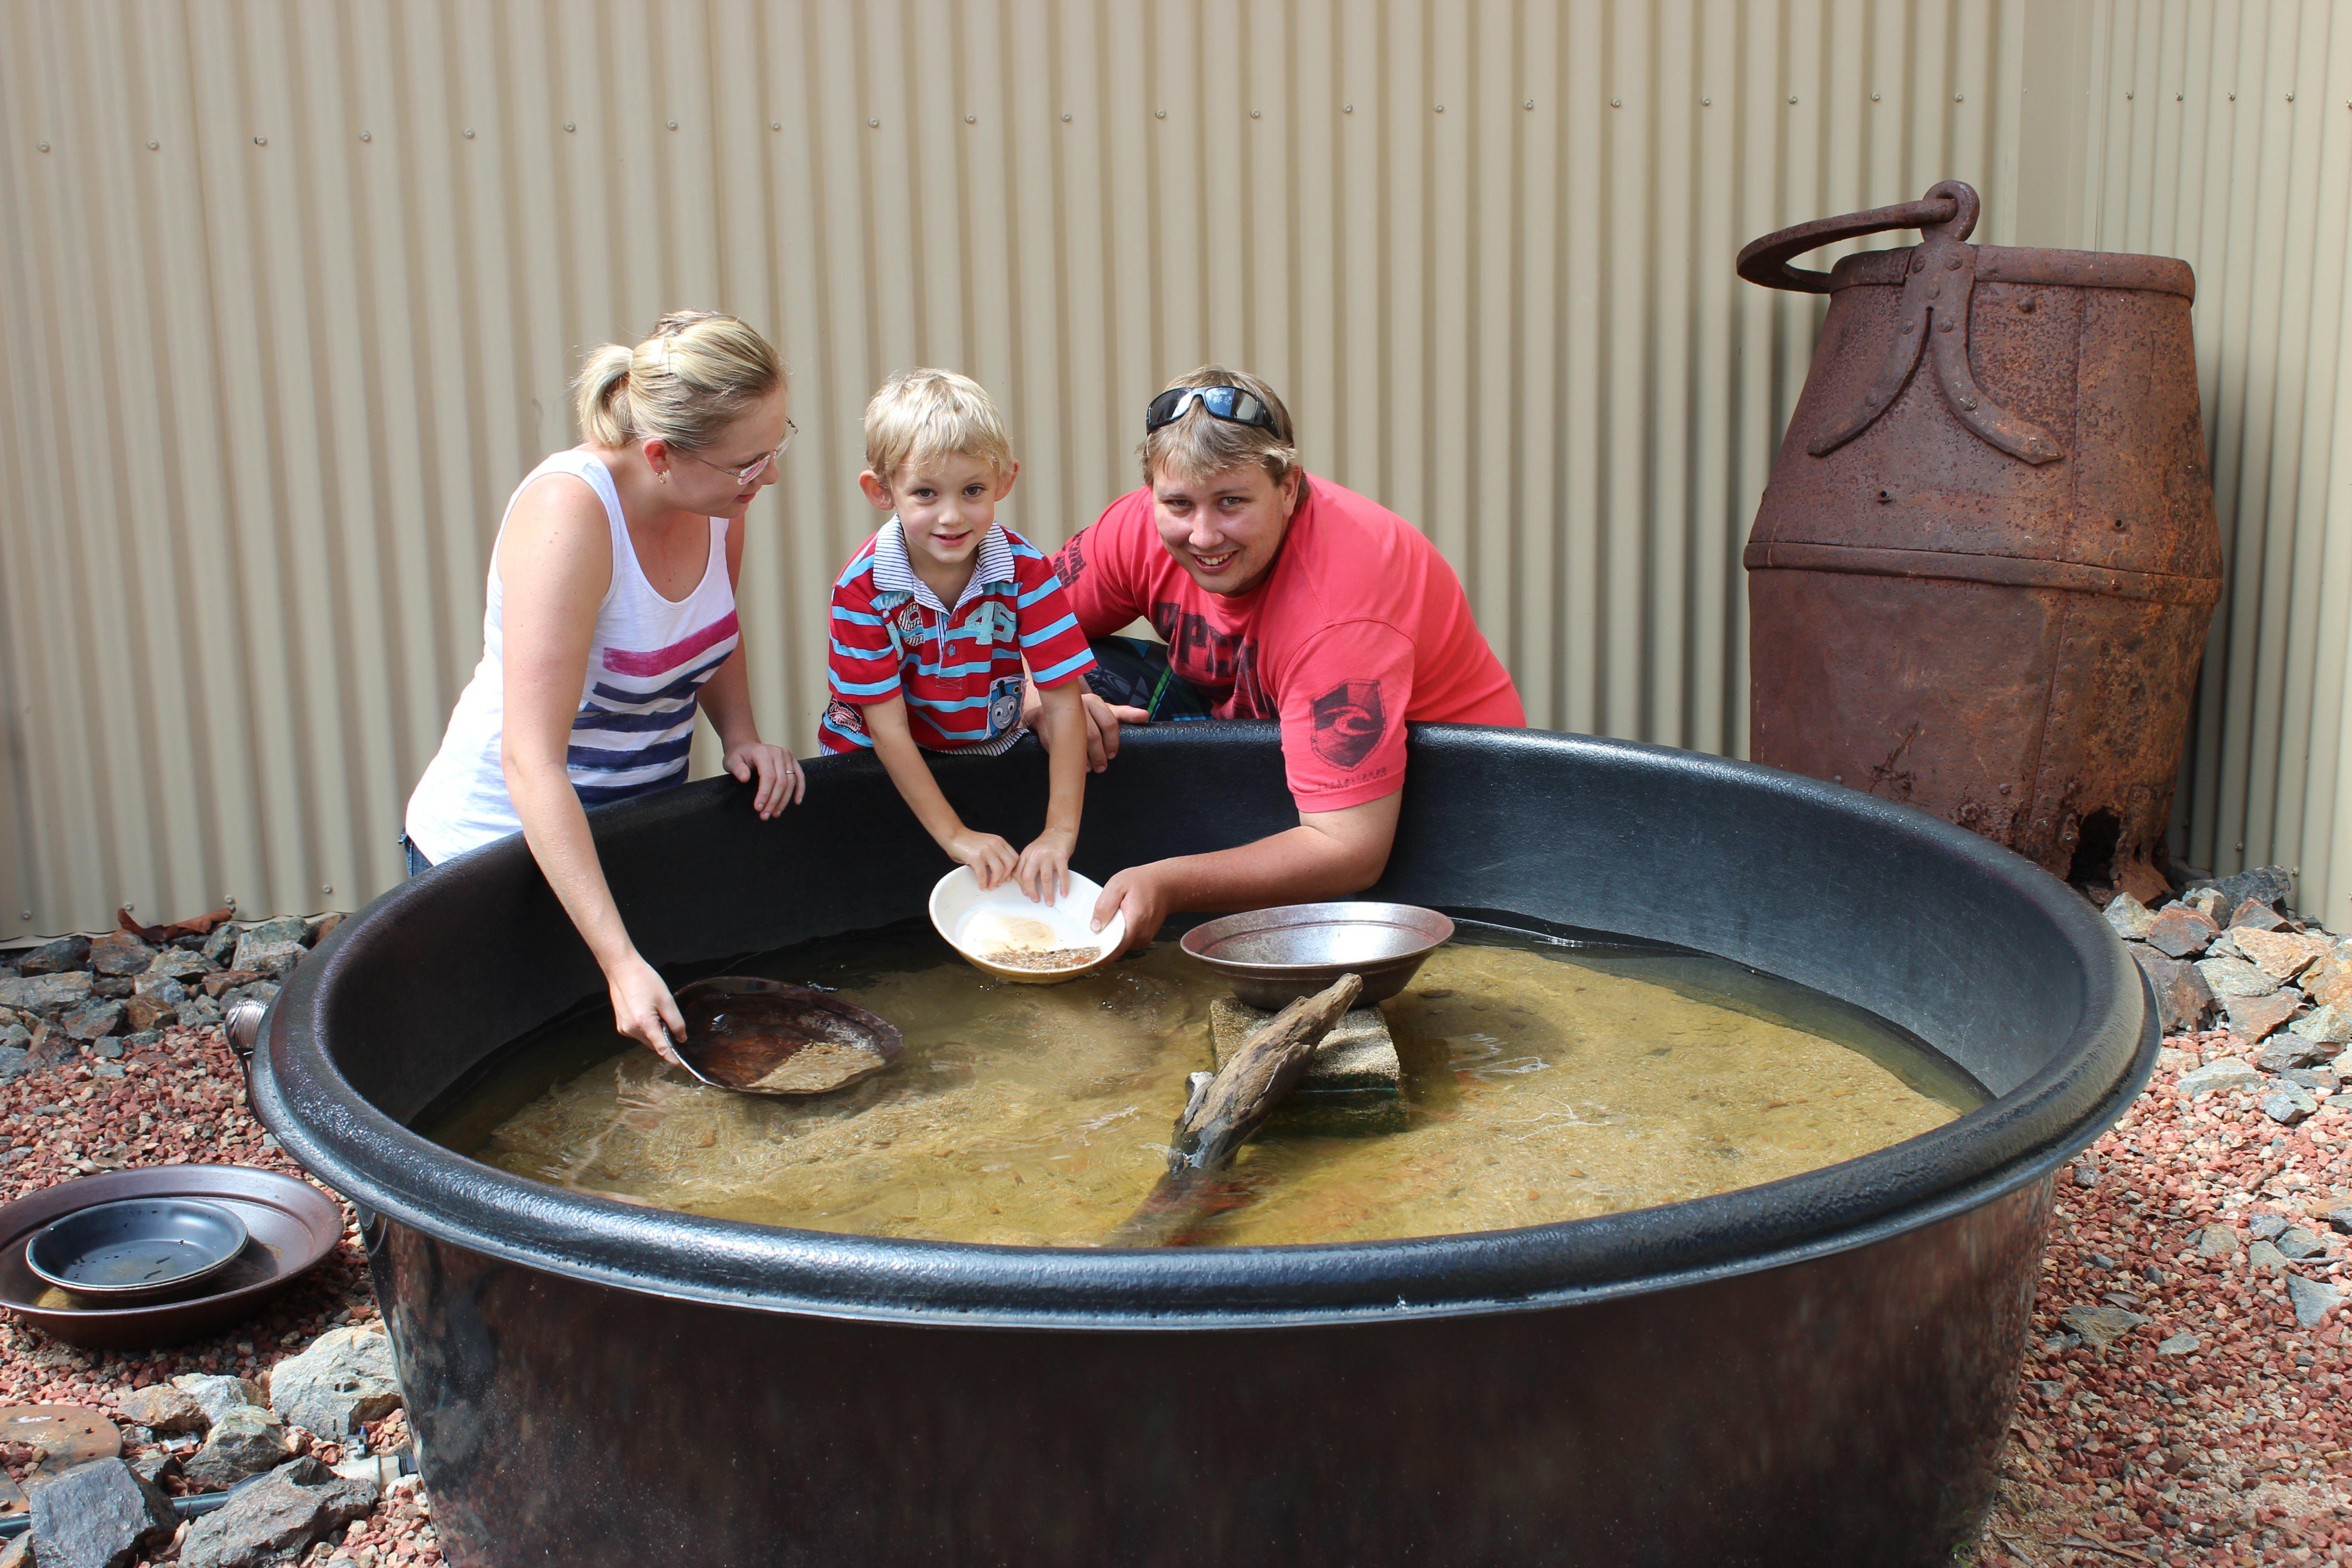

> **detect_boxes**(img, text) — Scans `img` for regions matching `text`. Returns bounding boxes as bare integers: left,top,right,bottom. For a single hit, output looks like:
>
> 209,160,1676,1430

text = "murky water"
426,920,1981,1248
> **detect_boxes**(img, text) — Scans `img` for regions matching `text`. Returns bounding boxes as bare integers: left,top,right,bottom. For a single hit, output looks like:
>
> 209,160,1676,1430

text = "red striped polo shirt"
821,520,1096,754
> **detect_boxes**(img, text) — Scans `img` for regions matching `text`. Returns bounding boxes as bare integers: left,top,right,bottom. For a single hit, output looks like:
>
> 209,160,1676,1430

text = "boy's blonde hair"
1139,366,1300,491
573,311,784,451
863,368,1015,486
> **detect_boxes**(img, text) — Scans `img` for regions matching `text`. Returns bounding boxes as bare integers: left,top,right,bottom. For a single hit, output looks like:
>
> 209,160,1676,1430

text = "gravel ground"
1968,1023,2350,1565
0,1020,436,1566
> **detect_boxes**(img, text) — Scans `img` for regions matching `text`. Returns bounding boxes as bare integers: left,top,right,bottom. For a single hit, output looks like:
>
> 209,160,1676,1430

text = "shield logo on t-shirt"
1309,680,1386,770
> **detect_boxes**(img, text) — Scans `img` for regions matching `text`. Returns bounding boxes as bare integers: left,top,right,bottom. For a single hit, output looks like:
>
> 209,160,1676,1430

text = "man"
1032,366,1524,948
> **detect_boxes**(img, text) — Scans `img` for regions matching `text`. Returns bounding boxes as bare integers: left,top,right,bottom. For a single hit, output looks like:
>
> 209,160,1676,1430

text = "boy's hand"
724,739,804,819
1015,828,1076,903
948,829,1020,890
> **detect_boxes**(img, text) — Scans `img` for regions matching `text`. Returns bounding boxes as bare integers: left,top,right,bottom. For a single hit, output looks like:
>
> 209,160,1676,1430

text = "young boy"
822,369,1096,901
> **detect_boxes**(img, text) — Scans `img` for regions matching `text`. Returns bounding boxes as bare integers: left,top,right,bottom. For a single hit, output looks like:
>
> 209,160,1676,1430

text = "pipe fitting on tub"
224,997,270,1058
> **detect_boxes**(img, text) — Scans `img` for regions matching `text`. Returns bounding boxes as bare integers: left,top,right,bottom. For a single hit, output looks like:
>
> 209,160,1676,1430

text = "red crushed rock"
0,1022,433,1565
1969,1025,2351,1565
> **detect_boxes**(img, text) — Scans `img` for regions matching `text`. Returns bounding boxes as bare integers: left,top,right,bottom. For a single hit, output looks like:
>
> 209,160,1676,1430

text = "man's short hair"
1138,366,1301,492
864,368,1015,485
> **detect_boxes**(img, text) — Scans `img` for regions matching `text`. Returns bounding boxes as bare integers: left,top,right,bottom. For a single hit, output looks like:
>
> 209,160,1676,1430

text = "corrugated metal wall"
7,0,2330,938
2036,1,2352,928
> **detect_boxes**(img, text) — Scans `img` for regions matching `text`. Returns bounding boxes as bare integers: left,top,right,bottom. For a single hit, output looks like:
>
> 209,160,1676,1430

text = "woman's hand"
948,828,1020,890
725,738,804,819
606,951,687,1064
1016,828,1075,903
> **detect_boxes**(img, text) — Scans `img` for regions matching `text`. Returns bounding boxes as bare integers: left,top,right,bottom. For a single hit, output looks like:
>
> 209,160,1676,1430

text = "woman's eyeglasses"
689,418,798,485
1144,385,1280,436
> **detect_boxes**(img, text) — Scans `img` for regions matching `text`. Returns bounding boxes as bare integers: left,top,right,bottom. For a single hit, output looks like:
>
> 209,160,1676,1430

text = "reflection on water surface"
426,919,1980,1247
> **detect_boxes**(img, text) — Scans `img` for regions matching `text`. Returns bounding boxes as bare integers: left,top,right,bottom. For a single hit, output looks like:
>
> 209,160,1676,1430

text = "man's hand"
1026,680,1149,773
1092,862,1174,954
947,828,1020,891
1015,828,1076,903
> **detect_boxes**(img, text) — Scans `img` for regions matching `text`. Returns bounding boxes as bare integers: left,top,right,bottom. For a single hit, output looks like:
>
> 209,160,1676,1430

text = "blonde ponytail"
570,311,784,452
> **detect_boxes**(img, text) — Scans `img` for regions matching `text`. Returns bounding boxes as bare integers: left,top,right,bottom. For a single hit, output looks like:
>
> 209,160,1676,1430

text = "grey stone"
2059,1304,2147,1348
16,934,91,975
2326,1205,2352,1236
2194,1224,2240,1259
128,1450,180,1489
2250,1213,2288,1241
118,1380,210,1435
2190,864,2295,916
173,1372,266,1425
58,998,125,1040
182,1404,290,1490
2274,1227,2327,1260
2156,1045,2200,1073
202,923,242,966
2262,1087,2318,1124
2285,1273,2343,1329
222,980,280,1010
177,1455,378,1568
27,1457,176,1568
2148,905,2221,959
0,1044,26,1080
132,969,191,1004
2072,1161,2100,1189
147,946,214,981
93,1060,124,1079
0,969,93,1013
2156,1332,2201,1355
2258,1034,2336,1072
2104,892,2157,941
269,1325,403,1438
2177,1058,2263,1097
2283,1066,2341,1092
93,1034,125,1059
231,935,305,980
2132,946,2216,1036
2197,955,2280,999
2248,1239,2290,1271
2180,887,2229,920
87,932,153,977
2289,1003,2352,1044
89,974,133,1000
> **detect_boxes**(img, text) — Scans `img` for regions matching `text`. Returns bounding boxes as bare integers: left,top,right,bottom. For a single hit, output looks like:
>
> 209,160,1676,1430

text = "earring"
657,470,669,484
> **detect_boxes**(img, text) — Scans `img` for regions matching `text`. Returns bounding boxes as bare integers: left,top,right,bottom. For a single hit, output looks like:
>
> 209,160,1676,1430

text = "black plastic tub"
251,725,2153,1568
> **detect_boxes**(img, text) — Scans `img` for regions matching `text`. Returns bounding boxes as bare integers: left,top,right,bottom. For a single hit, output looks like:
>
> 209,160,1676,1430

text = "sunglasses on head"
1144,384,1281,436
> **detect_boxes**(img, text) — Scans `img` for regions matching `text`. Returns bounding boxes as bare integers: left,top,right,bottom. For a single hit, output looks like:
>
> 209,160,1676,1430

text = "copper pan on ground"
0,1166,342,1350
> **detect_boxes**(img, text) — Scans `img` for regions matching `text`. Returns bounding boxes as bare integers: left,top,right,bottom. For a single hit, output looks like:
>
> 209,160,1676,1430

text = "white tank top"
404,450,740,863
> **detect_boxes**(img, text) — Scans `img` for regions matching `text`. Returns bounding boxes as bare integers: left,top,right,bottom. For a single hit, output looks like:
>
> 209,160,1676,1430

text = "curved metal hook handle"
1736,181,1980,293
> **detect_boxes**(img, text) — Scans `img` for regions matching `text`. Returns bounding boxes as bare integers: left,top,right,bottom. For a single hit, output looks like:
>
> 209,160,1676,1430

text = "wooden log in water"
1169,971,1365,1173
1104,972,1364,1248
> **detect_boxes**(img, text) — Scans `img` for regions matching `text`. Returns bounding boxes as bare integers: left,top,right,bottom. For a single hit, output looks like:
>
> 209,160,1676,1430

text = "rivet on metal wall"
1787,95,1798,105
2228,92,2236,101
1524,99,1534,110
322,884,333,896
360,131,372,141
1701,97,1710,107
1954,93,1964,102
463,128,475,138
868,118,879,127
771,122,781,131
1340,104,1351,114
1063,112,1073,122
254,135,266,145
1872,92,1881,102
1250,109,1261,118
965,113,975,123
2176,93,2183,102
2285,93,2294,103
666,120,678,130
37,140,50,152
1157,108,1168,118
2126,91,2134,100
564,122,576,132
1610,98,1621,108
1432,105,1443,113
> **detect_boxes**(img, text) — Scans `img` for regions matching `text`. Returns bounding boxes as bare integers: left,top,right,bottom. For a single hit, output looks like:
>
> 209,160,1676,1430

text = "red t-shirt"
1054,476,1524,809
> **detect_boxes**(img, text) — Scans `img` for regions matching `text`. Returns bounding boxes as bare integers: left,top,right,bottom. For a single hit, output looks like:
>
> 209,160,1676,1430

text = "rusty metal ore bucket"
1737,180,2221,901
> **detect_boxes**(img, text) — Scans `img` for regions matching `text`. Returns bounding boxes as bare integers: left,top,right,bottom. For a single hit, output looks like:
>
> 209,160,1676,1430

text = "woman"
404,311,802,1060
